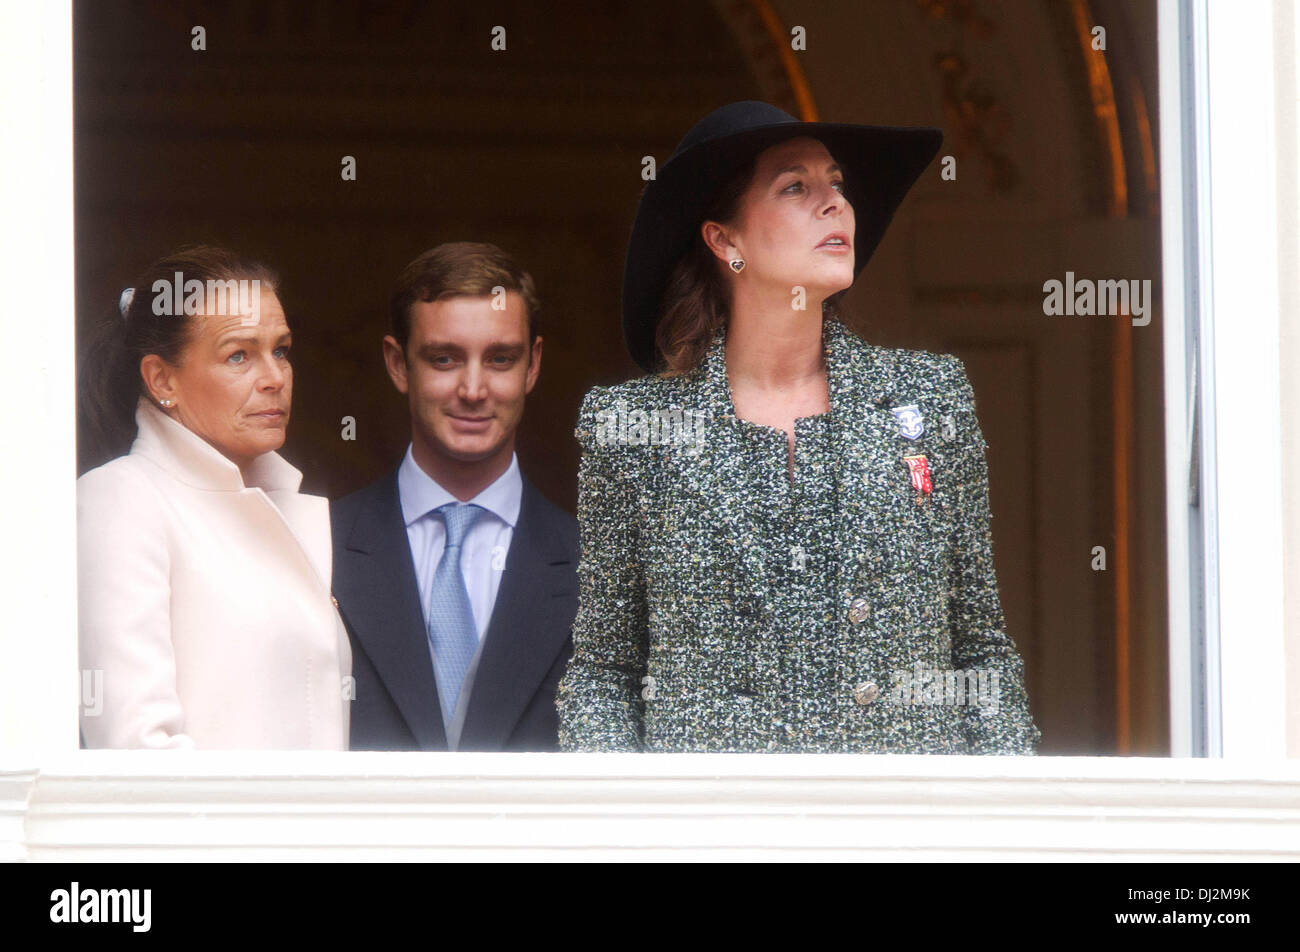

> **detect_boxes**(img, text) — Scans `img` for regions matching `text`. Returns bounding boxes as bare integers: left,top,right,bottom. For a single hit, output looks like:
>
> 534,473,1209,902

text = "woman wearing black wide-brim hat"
557,101,1040,754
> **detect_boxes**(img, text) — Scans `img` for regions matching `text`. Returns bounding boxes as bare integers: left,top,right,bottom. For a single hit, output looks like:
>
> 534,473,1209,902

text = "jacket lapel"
338,472,447,749
266,490,333,592
825,320,948,624
676,330,774,610
458,477,575,750
827,321,898,606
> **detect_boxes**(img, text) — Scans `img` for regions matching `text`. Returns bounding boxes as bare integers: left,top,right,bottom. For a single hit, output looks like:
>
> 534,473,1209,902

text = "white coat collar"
129,396,305,494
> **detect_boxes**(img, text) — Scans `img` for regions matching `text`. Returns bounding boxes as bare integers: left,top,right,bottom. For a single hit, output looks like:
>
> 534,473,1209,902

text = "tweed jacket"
556,317,1039,754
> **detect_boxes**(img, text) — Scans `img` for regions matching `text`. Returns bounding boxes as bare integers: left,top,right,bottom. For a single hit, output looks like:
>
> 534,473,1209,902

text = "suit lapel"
459,478,574,750
338,472,447,749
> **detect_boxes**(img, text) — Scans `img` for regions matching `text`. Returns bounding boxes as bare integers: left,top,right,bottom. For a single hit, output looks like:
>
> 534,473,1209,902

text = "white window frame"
1160,0,1290,757
1,0,1295,860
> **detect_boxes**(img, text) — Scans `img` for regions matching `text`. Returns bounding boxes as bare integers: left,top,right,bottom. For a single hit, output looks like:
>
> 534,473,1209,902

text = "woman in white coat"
76,245,351,749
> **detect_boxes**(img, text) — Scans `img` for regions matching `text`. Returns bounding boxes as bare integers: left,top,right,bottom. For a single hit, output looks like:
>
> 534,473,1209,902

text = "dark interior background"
74,0,1168,755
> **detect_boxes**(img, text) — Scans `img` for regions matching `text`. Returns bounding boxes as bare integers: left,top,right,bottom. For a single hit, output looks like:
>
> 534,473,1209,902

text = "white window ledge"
4,753,1299,861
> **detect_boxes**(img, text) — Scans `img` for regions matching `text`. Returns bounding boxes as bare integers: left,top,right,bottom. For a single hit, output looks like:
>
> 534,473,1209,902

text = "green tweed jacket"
557,317,1040,754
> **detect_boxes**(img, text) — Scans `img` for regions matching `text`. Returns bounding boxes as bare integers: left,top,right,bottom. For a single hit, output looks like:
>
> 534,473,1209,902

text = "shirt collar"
397,444,522,529
130,396,303,493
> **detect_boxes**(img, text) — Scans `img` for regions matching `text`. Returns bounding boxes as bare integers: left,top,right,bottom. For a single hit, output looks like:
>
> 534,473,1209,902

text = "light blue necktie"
427,502,485,727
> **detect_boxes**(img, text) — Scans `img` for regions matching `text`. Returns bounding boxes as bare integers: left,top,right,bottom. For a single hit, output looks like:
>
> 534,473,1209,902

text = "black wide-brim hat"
622,100,942,372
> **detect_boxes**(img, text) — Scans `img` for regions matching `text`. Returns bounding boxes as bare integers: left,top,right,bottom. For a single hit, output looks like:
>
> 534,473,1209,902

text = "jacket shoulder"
574,371,702,448
847,331,973,404
521,477,578,557
77,453,166,506
76,456,175,553
577,372,701,415
329,468,399,536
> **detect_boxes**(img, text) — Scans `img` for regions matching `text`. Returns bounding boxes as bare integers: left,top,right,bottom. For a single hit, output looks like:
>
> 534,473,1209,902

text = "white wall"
1279,0,1300,757
0,0,78,753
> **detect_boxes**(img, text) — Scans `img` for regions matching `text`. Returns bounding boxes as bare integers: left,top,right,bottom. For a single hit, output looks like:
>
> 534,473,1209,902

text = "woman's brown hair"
76,245,279,474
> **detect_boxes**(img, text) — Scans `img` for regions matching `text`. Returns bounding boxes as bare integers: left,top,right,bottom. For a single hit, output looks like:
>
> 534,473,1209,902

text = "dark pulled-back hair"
389,241,541,356
76,245,279,473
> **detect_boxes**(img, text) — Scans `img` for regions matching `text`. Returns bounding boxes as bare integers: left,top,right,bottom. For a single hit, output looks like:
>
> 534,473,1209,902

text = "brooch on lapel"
890,404,925,440
902,454,933,504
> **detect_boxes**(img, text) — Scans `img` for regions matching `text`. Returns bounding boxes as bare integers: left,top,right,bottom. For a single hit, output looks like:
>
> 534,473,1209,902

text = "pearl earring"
729,258,745,274
160,398,175,408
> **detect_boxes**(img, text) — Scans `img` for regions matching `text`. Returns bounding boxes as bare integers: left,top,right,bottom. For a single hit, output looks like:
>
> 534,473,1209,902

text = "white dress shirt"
397,445,520,749
397,445,521,641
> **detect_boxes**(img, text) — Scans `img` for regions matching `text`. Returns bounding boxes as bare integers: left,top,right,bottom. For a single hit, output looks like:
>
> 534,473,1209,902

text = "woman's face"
710,136,856,302
144,288,293,470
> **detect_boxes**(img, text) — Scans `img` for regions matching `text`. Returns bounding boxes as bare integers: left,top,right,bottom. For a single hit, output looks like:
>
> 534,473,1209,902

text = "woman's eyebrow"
216,331,291,348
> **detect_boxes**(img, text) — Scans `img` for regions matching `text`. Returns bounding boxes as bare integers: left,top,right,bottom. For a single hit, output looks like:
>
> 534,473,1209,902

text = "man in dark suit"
332,242,577,751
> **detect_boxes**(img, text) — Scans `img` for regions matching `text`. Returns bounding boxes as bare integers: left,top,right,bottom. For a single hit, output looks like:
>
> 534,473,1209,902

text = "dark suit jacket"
331,466,577,751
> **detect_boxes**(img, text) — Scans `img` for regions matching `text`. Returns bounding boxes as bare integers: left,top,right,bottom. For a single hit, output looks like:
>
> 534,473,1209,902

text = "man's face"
384,292,541,466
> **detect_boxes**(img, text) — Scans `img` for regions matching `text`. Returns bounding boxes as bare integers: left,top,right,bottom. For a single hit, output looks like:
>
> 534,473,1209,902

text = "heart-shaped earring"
729,258,745,274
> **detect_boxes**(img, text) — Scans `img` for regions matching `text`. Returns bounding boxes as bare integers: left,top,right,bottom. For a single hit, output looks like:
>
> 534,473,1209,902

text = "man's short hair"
389,241,541,354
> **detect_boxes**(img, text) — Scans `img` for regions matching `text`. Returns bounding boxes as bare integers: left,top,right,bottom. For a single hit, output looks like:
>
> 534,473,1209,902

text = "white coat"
77,397,351,749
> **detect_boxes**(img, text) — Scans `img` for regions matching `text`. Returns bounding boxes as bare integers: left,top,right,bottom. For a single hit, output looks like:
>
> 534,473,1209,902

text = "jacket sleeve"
77,464,195,749
944,359,1041,754
555,389,650,751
